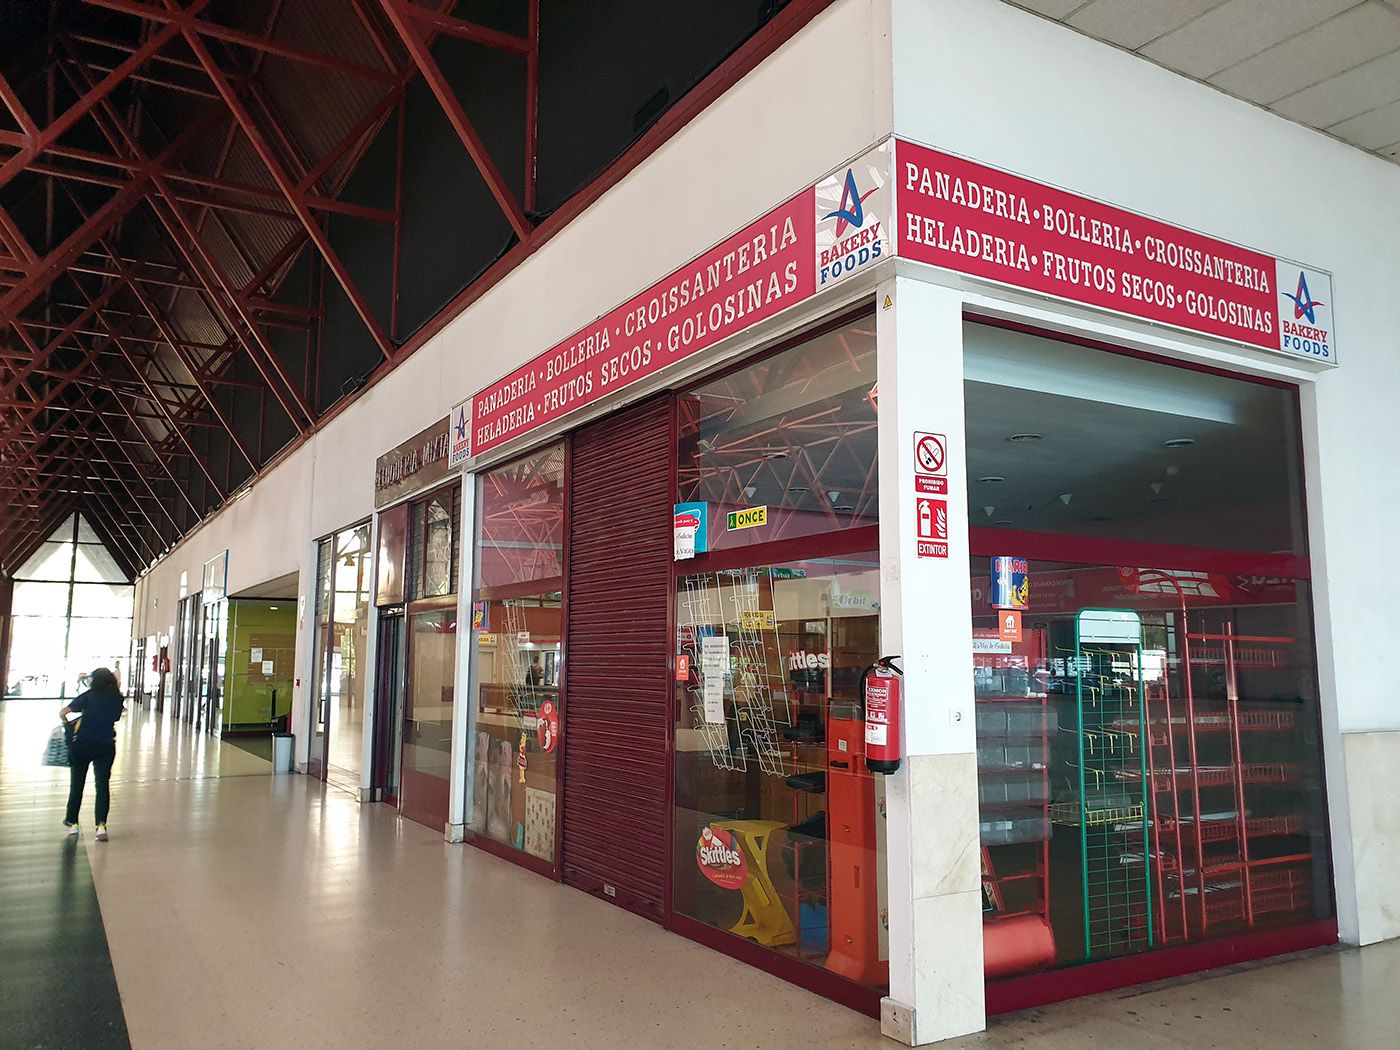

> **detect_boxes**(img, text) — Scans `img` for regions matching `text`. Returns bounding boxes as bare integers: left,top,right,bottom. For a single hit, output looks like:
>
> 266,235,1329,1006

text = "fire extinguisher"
862,656,903,774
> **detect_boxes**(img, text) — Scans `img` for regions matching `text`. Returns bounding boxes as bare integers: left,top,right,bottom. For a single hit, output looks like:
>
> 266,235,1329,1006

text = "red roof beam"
81,0,399,85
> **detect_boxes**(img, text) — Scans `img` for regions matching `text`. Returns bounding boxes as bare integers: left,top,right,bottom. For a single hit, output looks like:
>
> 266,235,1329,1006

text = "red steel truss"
0,0,834,578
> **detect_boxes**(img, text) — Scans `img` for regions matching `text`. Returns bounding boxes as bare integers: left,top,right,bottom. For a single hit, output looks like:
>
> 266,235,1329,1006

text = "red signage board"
471,191,817,455
895,140,1333,362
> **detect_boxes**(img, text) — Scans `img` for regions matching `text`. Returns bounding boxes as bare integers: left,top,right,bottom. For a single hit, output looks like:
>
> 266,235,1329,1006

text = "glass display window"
468,443,565,865
672,551,888,993
963,322,1331,996
677,315,877,554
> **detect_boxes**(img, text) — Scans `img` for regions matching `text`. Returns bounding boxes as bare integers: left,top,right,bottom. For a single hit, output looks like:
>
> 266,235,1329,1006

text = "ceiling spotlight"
1166,465,1180,477
827,490,841,504
1058,493,1072,506
1150,481,1164,495
1164,438,1195,448
977,476,1005,484
984,506,996,518
1007,433,1044,442
744,486,758,498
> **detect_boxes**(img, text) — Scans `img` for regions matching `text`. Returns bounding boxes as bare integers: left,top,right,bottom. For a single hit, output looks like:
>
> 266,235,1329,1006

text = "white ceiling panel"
1141,0,1359,80
1064,0,1227,51
1001,0,1400,165
1005,0,1091,18
1271,49,1400,126
1328,96,1400,147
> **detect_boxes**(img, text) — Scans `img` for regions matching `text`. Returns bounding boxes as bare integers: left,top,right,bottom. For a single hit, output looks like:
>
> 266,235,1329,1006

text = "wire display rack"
1070,609,1153,961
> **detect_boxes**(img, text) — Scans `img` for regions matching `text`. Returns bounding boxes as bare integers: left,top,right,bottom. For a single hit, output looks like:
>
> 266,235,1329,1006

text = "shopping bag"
42,724,70,767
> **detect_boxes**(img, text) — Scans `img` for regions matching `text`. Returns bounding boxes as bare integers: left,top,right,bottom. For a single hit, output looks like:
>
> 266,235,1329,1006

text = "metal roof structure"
0,0,833,580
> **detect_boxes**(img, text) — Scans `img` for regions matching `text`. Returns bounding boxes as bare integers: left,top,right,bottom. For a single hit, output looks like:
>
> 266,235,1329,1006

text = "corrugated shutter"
563,395,672,921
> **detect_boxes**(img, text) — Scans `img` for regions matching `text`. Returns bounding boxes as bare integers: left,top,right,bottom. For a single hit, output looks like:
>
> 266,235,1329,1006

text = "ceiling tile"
1004,0,1091,17
1209,2,1400,103
1065,0,1227,50
1271,48,1400,125
1141,0,1360,79
1327,96,1400,147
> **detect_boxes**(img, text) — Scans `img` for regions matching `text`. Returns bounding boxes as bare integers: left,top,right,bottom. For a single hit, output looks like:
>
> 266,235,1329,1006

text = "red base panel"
985,919,1338,1016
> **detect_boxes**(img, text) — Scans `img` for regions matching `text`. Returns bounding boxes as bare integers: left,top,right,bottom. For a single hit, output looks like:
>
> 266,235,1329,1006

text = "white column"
877,273,985,1045
359,514,382,803
446,474,478,840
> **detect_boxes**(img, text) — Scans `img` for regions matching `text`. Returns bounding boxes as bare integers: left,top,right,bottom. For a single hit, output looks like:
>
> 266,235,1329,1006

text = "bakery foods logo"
815,144,889,289
696,825,748,889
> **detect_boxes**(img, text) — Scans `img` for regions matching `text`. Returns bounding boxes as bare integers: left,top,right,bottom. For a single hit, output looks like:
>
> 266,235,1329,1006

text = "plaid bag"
42,724,70,767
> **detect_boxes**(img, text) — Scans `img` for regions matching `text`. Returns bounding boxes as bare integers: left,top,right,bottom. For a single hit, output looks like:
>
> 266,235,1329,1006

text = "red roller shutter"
563,395,673,921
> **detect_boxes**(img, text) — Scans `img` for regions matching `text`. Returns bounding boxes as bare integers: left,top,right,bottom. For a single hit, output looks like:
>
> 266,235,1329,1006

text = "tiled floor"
4,697,1400,1049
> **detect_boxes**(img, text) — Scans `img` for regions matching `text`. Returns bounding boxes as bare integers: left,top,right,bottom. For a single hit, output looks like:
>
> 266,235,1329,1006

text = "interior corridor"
4,696,1399,1050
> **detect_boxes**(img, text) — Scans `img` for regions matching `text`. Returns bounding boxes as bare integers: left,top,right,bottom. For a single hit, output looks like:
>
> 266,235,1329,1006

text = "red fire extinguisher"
862,656,903,774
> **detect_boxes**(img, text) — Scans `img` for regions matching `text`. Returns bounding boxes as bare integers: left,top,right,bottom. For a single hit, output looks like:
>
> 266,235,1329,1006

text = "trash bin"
271,732,294,774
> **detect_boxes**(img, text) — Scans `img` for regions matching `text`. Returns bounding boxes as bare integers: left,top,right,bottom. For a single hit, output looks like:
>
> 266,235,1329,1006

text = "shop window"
964,323,1306,555
400,482,463,830
677,316,877,553
673,552,888,992
468,443,565,862
964,324,1330,986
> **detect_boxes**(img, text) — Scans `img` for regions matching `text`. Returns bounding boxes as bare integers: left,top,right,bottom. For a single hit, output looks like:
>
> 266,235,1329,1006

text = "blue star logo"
454,408,468,441
824,168,878,238
1283,271,1324,324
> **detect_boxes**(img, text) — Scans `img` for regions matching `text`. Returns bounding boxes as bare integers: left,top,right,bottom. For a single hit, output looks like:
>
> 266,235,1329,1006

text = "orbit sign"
913,431,947,495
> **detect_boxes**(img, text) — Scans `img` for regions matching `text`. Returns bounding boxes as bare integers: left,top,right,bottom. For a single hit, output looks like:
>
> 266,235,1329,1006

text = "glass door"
373,610,407,805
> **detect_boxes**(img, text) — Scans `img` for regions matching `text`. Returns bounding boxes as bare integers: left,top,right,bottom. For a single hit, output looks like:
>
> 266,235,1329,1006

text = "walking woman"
60,667,125,840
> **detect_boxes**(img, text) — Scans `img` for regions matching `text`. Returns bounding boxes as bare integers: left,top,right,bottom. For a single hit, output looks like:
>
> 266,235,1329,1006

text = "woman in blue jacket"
60,667,125,840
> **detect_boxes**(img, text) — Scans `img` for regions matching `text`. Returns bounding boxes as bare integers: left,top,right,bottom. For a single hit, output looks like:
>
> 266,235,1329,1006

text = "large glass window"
309,524,372,789
677,316,877,552
672,313,887,996
468,443,565,863
673,554,886,989
399,482,462,830
4,513,133,699
964,322,1330,985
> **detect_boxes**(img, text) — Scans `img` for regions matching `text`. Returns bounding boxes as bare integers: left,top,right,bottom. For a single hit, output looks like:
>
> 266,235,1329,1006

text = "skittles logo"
696,825,748,889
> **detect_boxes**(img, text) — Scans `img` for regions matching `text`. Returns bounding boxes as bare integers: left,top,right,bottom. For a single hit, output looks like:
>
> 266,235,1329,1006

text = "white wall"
891,0,1400,946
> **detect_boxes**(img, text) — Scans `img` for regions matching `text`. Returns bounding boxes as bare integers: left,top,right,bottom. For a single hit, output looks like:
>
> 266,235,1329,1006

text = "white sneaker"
95,824,108,841
64,822,79,836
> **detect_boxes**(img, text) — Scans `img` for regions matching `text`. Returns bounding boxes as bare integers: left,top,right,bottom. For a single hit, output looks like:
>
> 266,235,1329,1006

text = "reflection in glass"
971,560,1331,979
677,317,877,552
469,444,564,861
673,554,888,990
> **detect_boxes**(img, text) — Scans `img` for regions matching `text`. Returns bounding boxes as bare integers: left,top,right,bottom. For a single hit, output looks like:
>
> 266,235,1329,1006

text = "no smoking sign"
913,432,948,495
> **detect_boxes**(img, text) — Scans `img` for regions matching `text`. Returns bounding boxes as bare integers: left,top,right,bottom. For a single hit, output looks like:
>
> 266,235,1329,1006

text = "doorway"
373,609,406,806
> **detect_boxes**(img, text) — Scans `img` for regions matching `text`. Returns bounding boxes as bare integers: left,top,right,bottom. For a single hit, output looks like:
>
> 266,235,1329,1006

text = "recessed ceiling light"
760,448,789,460
977,476,1005,484
835,505,854,512
1164,438,1195,448
994,519,1014,526
788,486,809,494
1007,433,1043,442
1149,495,1172,503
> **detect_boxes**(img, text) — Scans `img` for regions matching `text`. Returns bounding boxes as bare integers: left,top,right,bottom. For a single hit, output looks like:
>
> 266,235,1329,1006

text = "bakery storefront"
434,138,1338,1016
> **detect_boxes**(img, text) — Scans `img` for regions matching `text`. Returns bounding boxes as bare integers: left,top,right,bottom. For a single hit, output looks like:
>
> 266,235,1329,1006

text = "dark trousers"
65,742,115,825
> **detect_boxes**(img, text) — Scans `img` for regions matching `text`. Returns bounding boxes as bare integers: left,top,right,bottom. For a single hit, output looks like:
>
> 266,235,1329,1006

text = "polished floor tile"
3,697,1400,1049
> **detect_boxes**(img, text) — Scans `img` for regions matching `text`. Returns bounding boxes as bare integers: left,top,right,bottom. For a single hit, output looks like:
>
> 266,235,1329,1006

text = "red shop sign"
895,140,1335,363
471,192,816,456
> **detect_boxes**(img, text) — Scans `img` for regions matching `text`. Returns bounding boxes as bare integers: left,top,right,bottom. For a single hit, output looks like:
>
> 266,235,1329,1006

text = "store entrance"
373,609,406,807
